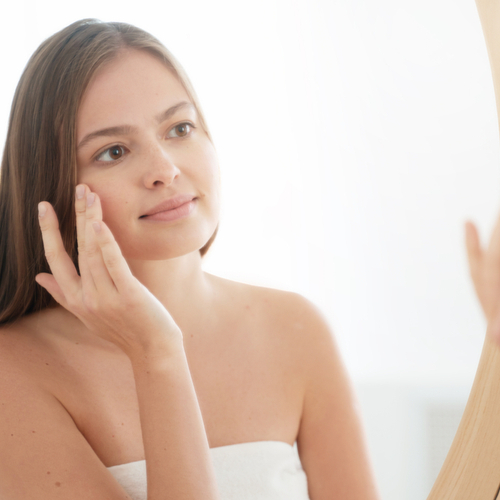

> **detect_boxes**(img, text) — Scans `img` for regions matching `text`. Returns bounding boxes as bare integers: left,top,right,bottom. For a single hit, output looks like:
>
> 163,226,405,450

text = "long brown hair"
0,19,218,325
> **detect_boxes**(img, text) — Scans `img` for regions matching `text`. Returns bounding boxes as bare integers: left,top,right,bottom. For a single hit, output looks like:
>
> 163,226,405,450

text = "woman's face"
76,49,220,261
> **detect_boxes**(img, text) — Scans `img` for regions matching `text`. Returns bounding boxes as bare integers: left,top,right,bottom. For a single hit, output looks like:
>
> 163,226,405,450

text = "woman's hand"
36,184,183,361
465,214,500,342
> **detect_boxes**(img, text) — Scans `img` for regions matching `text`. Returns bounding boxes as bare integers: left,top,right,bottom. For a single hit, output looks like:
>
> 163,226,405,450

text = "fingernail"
38,203,46,218
87,193,95,207
92,221,101,233
76,185,85,199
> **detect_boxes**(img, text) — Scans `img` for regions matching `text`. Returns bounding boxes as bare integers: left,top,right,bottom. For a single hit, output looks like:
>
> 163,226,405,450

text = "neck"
126,250,216,334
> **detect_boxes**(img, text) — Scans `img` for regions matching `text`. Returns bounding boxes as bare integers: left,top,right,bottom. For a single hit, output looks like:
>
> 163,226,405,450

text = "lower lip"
141,199,197,222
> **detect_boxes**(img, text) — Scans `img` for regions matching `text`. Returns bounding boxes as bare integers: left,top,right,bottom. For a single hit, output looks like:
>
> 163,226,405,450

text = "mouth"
140,196,198,222
140,194,197,218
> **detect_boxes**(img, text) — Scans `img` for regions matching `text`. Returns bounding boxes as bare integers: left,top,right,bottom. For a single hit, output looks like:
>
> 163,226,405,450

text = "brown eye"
176,124,188,136
109,146,123,159
96,145,126,162
167,122,193,138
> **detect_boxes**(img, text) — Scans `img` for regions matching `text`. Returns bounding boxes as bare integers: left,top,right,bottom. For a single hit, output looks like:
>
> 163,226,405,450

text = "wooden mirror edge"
428,2,500,497
427,336,500,499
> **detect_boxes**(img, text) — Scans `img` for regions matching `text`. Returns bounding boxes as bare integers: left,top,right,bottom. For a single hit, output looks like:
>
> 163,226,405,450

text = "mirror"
0,1,497,499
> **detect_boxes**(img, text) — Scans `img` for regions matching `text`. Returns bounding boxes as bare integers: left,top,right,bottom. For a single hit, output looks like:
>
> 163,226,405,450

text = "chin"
121,228,216,261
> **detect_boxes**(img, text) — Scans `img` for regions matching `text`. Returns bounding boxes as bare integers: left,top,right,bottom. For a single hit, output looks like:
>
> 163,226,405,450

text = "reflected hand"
465,214,500,342
35,184,183,361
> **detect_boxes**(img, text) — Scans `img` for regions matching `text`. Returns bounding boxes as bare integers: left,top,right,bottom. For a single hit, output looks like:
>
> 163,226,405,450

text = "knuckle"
86,245,100,258
38,220,50,232
44,249,58,264
39,218,58,233
103,254,119,269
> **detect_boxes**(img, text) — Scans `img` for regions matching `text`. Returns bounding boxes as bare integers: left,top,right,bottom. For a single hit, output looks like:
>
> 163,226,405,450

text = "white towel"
107,440,310,500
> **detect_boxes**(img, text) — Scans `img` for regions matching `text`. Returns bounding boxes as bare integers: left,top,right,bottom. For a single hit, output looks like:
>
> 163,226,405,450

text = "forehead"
77,49,191,139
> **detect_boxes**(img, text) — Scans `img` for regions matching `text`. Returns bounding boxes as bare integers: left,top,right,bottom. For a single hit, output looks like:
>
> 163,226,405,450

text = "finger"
465,221,482,282
38,202,81,297
75,184,95,290
84,191,117,292
35,273,67,307
486,210,500,266
91,219,134,292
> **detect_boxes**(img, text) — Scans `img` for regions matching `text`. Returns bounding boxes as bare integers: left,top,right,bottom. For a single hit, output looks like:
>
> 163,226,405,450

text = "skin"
0,48,379,499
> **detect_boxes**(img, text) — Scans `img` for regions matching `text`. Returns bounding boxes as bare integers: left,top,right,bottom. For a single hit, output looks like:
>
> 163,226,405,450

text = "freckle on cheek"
55,482,61,487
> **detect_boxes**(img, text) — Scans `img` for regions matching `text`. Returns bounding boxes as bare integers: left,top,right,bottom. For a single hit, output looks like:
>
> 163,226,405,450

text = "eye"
96,145,126,162
167,122,193,138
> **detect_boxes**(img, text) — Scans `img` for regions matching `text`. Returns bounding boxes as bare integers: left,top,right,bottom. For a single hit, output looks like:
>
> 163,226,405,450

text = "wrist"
127,334,185,371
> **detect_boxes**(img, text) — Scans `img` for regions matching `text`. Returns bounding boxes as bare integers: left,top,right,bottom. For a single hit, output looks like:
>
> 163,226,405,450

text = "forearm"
475,0,500,127
131,346,219,500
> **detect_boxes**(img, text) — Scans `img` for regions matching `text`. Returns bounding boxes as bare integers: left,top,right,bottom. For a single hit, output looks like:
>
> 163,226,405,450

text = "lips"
140,194,196,218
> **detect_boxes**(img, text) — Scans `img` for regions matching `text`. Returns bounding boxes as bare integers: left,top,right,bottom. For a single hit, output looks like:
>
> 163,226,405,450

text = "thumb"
35,273,67,307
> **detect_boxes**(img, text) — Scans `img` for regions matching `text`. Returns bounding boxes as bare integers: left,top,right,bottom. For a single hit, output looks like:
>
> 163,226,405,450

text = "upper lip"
140,194,196,217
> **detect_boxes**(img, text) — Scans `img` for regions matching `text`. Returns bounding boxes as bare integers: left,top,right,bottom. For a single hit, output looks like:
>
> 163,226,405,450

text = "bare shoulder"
0,316,40,378
208,271,328,319
206,273,336,360
0,308,64,380
0,312,133,499
0,310,65,417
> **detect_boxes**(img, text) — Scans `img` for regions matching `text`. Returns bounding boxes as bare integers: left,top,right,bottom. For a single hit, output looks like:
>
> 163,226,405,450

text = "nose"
141,140,181,188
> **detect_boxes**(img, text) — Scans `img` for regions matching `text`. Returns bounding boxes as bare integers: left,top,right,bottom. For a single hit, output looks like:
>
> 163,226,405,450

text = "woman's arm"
0,340,219,500
131,349,219,500
0,185,220,500
292,295,380,500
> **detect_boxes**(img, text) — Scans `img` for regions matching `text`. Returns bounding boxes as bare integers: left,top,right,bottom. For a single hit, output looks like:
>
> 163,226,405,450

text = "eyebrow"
77,101,196,151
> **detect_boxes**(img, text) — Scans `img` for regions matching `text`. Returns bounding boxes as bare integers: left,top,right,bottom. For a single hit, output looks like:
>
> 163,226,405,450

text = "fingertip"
76,184,86,200
86,193,96,208
465,219,476,233
35,273,49,290
465,220,479,244
38,202,47,218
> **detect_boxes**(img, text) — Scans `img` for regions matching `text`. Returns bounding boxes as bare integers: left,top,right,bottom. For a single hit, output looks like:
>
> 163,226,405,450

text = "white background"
1,0,498,498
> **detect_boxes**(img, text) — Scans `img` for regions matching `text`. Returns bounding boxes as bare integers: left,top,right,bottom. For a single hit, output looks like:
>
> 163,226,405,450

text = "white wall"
0,1,497,498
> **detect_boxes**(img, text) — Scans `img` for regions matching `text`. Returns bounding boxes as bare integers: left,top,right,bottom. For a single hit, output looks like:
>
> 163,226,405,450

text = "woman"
0,19,379,499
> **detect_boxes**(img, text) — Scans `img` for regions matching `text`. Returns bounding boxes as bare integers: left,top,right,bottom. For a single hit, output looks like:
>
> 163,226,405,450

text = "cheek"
198,158,221,222
194,140,221,196
90,184,132,234
102,196,129,225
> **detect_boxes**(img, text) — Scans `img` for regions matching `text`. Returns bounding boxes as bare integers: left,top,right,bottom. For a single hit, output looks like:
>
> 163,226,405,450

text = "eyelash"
93,121,195,163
